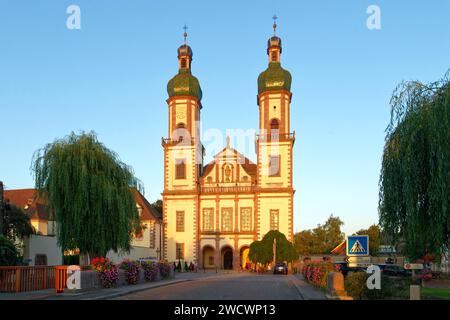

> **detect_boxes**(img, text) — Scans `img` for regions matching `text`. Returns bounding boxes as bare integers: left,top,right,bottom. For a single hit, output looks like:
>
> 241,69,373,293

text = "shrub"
345,272,367,300
158,261,172,279
302,261,338,288
119,259,141,285
141,261,159,282
0,235,22,266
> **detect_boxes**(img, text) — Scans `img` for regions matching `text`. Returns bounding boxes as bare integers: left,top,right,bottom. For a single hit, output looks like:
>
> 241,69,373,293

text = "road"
114,273,302,300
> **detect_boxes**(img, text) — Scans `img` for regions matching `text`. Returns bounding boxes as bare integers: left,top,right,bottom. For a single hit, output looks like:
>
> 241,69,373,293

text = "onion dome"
167,27,202,100
257,17,292,95
167,67,202,100
257,61,292,95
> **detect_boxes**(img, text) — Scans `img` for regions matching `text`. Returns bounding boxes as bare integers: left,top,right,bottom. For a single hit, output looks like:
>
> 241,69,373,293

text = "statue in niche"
224,165,232,182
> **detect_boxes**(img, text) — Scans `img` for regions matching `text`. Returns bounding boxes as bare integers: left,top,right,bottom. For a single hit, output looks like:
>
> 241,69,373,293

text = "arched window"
175,123,186,142
270,118,280,131
271,51,278,62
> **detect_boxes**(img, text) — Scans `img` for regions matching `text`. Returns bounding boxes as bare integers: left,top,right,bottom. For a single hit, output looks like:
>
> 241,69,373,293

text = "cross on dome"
272,14,278,35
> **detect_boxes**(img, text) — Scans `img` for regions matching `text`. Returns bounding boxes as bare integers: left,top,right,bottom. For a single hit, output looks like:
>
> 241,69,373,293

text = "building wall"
23,235,62,266
164,196,197,263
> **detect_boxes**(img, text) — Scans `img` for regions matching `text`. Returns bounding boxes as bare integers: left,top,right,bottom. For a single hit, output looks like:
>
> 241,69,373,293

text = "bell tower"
162,26,203,263
256,16,295,241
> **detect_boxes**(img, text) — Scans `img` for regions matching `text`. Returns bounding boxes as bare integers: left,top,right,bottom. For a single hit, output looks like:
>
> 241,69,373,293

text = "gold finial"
183,24,188,45
272,14,278,35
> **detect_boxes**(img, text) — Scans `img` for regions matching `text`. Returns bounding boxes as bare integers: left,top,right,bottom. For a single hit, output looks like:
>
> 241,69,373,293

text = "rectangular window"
176,243,185,260
269,155,281,177
240,208,252,232
134,228,144,240
176,211,185,232
221,208,233,232
175,158,186,179
203,208,214,232
270,209,279,231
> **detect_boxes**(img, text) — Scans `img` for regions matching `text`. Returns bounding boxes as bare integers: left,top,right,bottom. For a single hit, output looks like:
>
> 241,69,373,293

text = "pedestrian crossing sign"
346,235,369,256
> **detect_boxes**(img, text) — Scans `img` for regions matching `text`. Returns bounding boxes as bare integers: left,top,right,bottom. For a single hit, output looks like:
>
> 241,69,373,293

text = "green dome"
167,69,202,100
258,62,292,95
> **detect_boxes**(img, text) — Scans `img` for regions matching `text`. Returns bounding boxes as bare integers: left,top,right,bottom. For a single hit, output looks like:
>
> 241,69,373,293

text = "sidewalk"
289,274,327,300
0,269,241,300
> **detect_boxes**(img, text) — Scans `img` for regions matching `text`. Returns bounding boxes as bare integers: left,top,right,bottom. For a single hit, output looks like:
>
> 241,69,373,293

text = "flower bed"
119,259,141,285
158,261,172,279
141,261,159,282
90,257,119,288
87,258,174,289
301,261,339,288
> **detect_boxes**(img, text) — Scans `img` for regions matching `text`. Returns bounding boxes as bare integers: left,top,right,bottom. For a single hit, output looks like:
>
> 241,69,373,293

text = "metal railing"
256,132,295,143
199,185,256,194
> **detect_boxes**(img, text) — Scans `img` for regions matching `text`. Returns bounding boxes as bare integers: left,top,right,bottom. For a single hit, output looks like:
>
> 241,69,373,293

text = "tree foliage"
248,230,297,265
379,74,450,259
151,199,163,216
1,204,35,242
294,215,345,254
356,225,381,256
32,132,142,257
0,235,22,266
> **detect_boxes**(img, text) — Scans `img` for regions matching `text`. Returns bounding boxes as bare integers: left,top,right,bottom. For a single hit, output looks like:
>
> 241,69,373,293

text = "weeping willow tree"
32,132,142,258
379,73,450,260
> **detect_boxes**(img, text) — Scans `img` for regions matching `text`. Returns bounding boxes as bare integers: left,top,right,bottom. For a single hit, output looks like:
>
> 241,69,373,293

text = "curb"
288,276,305,300
82,279,191,300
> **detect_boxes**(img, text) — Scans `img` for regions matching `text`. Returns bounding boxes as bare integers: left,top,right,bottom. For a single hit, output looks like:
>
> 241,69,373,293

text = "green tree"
0,235,22,266
32,132,142,258
379,75,450,260
294,230,315,255
249,230,297,265
151,199,163,216
356,225,381,256
1,204,35,242
294,215,345,254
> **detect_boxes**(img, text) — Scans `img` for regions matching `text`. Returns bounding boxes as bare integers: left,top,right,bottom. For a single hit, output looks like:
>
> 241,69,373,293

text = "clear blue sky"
1,1,449,235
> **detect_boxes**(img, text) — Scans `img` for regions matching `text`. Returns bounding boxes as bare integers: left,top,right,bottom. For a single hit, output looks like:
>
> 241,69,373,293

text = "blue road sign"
346,235,369,256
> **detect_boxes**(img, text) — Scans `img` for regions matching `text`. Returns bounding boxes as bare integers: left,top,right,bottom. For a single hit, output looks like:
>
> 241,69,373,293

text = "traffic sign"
346,235,369,256
404,263,423,270
347,256,371,268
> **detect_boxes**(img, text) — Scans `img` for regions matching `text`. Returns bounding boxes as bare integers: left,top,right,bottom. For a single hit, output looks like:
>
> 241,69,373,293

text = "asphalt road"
114,273,302,300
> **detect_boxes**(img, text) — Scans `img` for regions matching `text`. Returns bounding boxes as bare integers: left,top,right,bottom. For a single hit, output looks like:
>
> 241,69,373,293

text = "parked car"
334,262,366,277
273,262,288,275
377,264,412,277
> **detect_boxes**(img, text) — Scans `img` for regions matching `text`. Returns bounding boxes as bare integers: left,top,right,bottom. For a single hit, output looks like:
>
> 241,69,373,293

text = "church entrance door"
222,247,233,270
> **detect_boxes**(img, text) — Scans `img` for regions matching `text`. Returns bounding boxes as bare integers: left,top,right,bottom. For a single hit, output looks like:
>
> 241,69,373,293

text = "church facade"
162,22,295,270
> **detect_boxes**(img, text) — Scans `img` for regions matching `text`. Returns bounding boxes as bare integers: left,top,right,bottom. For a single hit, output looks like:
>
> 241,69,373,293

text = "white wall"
23,235,63,266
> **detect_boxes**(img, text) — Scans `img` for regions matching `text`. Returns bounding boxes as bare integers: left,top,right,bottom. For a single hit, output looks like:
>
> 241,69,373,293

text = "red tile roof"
4,189,49,221
131,188,161,221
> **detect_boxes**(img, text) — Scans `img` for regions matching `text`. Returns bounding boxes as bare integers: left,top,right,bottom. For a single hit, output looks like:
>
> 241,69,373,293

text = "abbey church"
162,21,295,270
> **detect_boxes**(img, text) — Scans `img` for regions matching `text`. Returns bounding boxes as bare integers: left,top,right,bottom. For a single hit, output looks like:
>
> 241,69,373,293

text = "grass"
421,287,450,300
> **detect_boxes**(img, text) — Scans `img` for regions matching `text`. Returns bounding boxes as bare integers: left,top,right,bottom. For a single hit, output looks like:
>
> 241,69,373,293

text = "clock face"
176,110,185,119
